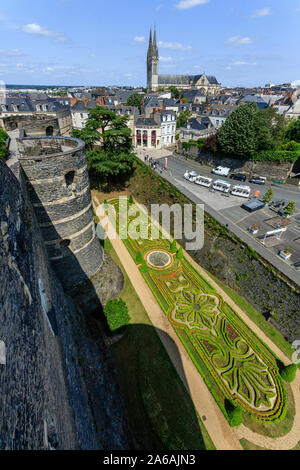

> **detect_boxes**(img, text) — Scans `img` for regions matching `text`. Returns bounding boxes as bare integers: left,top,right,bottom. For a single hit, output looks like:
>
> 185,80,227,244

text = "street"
137,149,300,286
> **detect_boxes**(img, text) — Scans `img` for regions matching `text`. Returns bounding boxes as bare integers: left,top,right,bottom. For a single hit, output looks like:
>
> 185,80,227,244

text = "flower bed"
107,198,287,423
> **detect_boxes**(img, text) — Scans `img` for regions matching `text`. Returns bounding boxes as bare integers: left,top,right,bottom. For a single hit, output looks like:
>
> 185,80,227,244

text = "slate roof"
158,74,219,86
135,117,159,127
182,118,207,131
71,101,98,112
181,90,205,102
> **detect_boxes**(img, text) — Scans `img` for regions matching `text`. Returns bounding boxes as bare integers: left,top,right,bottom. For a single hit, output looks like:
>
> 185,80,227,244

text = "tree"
72,106,135,183
285,118,300,143
176,110,192,129
204,132,218,153
254,107,286,151
0,128,9,160
280,364,297,383
104,298,130,332
284,201,295,216
217,103,259,158
263,188,273,204
169,86,181,100
127,93,143,113
128,195,134,204
228,406,242,427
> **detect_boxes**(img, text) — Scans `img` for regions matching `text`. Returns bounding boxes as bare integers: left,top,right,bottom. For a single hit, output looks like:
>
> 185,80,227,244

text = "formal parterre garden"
106,197,288,425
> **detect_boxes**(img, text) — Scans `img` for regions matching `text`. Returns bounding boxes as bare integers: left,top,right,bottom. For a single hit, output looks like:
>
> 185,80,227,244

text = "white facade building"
160,110,177,147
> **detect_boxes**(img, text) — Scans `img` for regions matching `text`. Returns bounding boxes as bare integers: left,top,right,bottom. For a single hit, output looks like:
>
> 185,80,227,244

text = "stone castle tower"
147,28,159,92
17,136,103,289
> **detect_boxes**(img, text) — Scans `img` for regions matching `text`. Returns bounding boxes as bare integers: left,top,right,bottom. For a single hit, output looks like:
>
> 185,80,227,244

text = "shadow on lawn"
106,321,213,451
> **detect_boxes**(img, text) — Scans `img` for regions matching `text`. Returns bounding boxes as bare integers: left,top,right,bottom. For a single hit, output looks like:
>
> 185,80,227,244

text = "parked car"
249,176,266,185
212,166,230,177
230,173,246,182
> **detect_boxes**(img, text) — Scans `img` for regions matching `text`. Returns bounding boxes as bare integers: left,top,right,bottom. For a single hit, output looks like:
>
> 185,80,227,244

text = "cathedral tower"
147,28,159,91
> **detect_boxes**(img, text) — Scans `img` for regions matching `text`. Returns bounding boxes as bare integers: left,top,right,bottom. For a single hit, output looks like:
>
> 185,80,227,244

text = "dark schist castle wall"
17,136,103,290
0,157,132,449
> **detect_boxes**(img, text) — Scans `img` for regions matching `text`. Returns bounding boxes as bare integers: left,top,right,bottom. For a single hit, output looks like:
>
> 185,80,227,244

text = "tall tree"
254,107,286,151
285,118,300,142
217,103,259,158
176,110,192,128
169,86,181,100
71,106,135,183
126,93,143,113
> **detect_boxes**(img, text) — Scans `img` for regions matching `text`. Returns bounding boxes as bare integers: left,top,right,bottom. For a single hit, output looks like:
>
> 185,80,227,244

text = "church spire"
153,26,158,59
147,29,153,60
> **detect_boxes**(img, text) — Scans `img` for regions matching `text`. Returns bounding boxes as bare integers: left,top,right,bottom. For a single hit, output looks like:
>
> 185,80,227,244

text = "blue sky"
0,0,299,87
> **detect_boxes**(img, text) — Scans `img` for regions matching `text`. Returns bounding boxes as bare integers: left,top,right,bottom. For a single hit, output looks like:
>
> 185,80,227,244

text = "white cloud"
159,56,183,62
158,40,192,51
226,36,254,46
233,61,257,66
174,0,210,10
134,36,145,43
0,49,23,57
250,7,271,18
21,23,66,42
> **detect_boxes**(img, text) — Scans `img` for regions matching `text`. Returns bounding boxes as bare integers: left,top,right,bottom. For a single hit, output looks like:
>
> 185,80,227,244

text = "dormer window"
1,105,6,112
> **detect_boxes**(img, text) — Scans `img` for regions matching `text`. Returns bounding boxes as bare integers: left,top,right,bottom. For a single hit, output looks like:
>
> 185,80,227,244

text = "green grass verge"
105,241,215,450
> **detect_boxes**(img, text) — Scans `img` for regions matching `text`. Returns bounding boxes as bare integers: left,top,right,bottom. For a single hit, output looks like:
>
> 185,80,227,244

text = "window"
1,105,6,112
42,105,48,111
65,171,76,188
60,239,71,248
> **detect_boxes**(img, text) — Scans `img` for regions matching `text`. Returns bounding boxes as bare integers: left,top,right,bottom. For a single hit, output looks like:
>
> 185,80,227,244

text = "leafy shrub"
280,364,297,383
0,127,9,160
226,402,243,427
104,298,130,332
284,201,295,216
129,195,134,204
251,150,299,163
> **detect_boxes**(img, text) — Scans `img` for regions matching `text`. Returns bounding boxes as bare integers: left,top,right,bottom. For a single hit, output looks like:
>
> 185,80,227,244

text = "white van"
231,185,251,198
212,166,230,177
213,179,231,193
195,175,213,188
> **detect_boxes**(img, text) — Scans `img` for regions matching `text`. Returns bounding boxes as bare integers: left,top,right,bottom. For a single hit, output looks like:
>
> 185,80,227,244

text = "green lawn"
105,239,215,450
